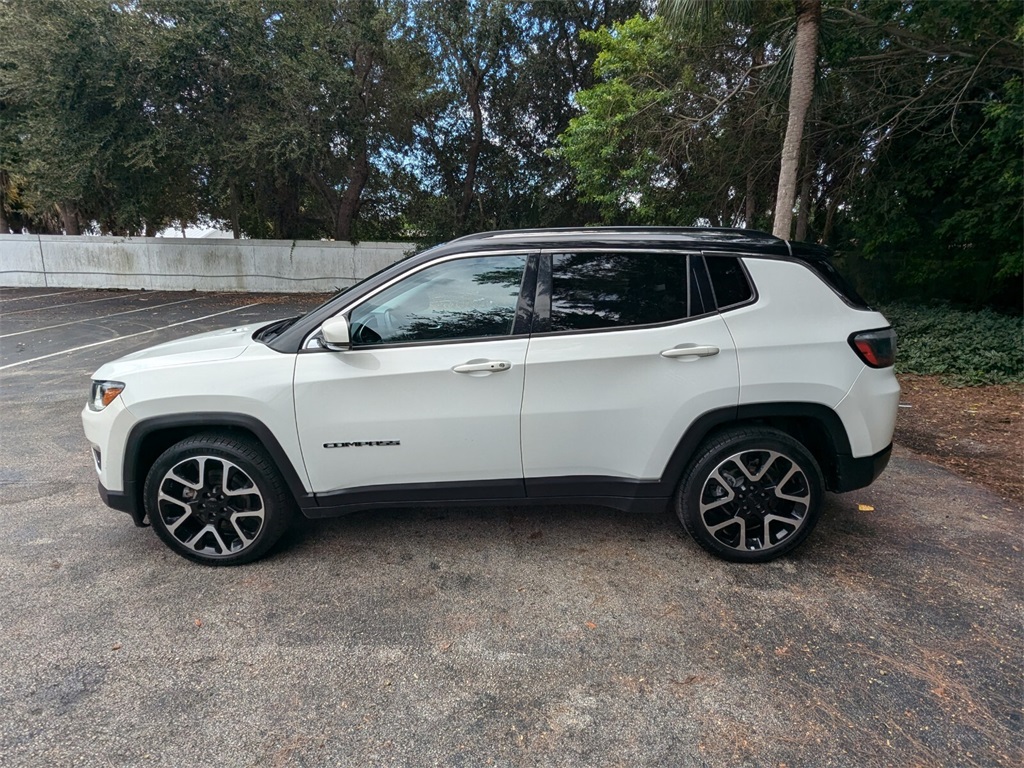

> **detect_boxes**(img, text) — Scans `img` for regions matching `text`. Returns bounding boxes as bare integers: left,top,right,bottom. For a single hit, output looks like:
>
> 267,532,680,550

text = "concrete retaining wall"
0,235,416,293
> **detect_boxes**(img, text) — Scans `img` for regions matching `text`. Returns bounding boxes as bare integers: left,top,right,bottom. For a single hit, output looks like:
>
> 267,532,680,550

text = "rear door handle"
452,360,512,373
661,345,720,359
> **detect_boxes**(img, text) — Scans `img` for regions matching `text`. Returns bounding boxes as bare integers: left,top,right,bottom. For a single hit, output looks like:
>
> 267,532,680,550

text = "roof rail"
448,226,781,244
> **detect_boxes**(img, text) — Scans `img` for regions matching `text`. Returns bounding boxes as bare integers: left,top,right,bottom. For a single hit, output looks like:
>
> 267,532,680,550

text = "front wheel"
676,427,824,563
144,433,295,566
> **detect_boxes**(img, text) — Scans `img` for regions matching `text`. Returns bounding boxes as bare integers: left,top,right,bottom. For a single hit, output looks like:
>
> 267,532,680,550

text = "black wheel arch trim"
120,413,313,522
660,402,856,495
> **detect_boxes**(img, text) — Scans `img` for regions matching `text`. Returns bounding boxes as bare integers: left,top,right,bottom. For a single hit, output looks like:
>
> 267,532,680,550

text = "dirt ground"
895,374,1023,502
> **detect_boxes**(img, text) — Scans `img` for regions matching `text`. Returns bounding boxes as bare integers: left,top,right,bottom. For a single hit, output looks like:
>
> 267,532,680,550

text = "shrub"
878,302,1024,386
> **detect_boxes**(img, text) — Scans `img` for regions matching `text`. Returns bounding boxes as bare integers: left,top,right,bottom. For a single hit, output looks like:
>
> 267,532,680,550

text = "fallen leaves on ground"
895,375,1022,502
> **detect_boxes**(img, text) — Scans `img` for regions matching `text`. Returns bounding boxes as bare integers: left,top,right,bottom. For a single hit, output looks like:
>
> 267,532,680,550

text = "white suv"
82,228,899,565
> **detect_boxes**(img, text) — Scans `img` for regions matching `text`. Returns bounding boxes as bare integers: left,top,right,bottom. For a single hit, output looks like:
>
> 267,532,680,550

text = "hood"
91,323,264,379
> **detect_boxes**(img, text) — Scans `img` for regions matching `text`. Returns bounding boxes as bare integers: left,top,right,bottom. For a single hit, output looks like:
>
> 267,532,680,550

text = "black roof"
440,226,786,254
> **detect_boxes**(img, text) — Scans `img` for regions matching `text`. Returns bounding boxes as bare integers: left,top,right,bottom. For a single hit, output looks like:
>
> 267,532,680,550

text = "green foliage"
0,0,196,234
839,66,1023,309
411,0,643,241
556,13,785,227
804,0,1022,308
0,0,642,240
880,303,1024,386
558,17,677,223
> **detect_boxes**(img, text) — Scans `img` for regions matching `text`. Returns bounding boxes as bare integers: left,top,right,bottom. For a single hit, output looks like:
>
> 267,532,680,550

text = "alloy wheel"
156,456,265,557
698,449,812,553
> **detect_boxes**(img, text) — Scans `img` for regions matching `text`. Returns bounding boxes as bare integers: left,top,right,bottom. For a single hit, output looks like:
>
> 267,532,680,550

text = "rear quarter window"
801,259,870,309
705,256,754,309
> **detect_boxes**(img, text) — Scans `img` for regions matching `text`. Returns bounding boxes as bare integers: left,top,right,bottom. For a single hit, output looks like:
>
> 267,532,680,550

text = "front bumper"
83,395,144,524
98,481,147,526
82,397,135,492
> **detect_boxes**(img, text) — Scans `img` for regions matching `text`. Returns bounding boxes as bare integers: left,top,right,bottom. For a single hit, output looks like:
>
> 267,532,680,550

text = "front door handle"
452,360,512,374
661,344,720,359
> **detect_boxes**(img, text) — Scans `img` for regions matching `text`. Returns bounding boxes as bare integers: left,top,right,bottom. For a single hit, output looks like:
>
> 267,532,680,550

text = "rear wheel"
144,433,295,565
676,427,823,563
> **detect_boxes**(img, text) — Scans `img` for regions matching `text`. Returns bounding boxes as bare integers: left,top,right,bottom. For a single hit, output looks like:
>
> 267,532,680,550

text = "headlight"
89,380,125,411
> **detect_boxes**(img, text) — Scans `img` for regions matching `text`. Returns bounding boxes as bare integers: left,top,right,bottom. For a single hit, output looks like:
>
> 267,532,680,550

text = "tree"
0,0,432,240
214,0,430,241
826,0,1024,307
556,14,784,227
660,0,821,238
407,0,643,242
415,0,519,237
562,1,1021,307
0,0,192,235
771,0,819,238
2,0,1019,310
488,0,644,230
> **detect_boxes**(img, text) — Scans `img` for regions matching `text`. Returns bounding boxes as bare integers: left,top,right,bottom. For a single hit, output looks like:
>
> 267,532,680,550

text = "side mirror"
321,315,350,351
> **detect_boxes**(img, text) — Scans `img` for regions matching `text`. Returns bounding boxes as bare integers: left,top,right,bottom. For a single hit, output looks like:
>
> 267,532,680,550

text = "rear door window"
548,252,694,332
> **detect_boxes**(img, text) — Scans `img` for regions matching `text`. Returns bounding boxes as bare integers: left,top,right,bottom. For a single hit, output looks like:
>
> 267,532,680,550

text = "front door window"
349,254,528,345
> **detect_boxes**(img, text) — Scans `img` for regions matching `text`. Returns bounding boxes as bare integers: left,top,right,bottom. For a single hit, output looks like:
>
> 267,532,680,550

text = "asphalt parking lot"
0,286,1020,767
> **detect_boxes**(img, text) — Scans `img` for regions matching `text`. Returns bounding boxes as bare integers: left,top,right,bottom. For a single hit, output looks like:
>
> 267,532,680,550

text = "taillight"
849,328,896,368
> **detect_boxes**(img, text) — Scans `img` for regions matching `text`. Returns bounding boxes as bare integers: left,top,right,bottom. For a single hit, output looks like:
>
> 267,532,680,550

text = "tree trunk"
456,74,484,235
274,172,301,240
745,172,756,228
794,175,811,241
308,171,339,236
229,181,241,239
794,145,815,241
335,149,370,242
57,202,81,235
822,195,840,244
0,170,9,234
772,0,820,240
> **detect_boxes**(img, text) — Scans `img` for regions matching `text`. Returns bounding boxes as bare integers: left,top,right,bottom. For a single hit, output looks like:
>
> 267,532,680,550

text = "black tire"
144,432,296,566
675,427,824,563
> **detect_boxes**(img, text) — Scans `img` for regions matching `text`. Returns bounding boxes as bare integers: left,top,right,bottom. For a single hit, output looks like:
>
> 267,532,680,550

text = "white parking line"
0,297,203,339
0,291,169,316
0,303,263,371
0,288,90,303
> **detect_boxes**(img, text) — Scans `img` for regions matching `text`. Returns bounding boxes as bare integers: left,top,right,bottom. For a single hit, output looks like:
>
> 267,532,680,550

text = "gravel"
1,287,1020,767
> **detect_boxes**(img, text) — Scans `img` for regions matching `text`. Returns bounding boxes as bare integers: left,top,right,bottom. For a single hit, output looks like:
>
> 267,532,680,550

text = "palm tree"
661,0,821,239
